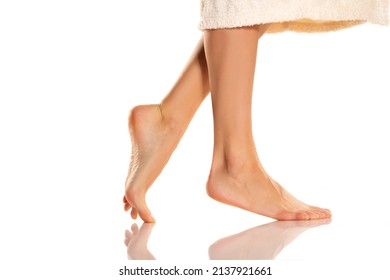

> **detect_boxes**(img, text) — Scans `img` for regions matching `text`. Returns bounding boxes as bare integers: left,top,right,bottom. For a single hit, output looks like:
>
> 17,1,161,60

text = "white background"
1,1,389,279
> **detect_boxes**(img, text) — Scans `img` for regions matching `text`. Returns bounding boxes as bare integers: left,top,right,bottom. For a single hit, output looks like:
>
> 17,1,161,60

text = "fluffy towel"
199,0,389,32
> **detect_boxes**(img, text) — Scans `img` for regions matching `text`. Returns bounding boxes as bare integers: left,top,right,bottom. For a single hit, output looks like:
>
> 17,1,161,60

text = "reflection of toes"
138,223,155,236
275,219,331,229
126,223,156,260
124,230,133,246
131,223,139,235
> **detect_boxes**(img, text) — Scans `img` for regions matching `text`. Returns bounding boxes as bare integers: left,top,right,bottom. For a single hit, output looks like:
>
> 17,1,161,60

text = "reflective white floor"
1,2,389,279
122,211,390,262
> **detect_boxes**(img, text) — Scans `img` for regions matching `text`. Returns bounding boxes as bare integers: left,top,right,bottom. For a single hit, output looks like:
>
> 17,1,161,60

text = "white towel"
199,0,389,32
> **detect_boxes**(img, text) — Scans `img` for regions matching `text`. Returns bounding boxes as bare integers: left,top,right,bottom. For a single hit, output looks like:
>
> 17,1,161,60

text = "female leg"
123,38,209,222
124,27,331,222
204,25,331,220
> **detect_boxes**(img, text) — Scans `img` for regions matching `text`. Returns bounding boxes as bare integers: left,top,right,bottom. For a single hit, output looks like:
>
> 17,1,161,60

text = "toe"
317,210,332,219
277,211,309,221
295,212,310,220
323,209,332,217
308,206,331,219
310,206,332,216
307,211,321,220
131,198,155,223
131,207,138,219
125,191,155,223
124,202,131,211
137,207,155,223
314,210,327,219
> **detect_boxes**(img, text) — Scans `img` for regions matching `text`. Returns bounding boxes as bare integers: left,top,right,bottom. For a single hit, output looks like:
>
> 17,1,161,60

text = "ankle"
158,103,187,136
211,150,259,177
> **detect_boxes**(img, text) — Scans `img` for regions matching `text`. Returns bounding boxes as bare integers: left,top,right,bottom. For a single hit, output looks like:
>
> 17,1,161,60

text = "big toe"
310,206,332,218
138,209,155,223
132,199,155,223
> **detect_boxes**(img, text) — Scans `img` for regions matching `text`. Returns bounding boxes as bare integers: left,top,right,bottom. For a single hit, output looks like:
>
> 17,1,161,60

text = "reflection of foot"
209,219,331,260
207,165,332,220
125,223,156,260
123,105,182,223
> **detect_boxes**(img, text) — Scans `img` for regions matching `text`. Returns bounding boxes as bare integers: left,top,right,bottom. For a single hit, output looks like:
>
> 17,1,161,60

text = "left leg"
124,38,209,222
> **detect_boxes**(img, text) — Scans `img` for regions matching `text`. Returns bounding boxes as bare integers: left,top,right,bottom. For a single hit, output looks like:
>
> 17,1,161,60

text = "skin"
123,24,331,223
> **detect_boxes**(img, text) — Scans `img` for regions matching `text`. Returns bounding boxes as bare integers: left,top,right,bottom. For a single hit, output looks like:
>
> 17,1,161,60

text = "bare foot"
209,219,331,260
125,223,155,260
123,104,181,222
206,165,331,220
124,104,331,222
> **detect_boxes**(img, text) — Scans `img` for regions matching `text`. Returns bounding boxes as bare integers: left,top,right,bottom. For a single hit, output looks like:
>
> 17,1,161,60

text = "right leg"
124,38,209,222
204,25,331,220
